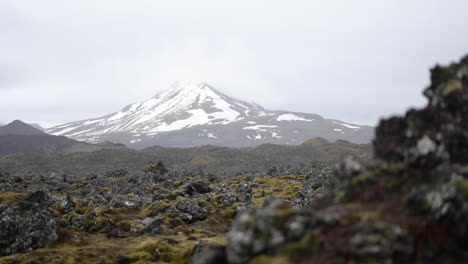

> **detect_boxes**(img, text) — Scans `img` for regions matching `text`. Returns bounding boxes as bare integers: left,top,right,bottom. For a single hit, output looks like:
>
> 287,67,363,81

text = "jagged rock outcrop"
293,162,331,207
0,191,57,256
195,55,468,263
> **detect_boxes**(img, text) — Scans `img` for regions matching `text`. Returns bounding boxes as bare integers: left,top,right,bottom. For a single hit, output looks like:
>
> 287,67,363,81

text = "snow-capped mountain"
46,82,374,148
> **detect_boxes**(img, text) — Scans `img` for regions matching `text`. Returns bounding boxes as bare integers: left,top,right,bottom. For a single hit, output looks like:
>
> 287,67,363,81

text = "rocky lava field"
0,161,330,264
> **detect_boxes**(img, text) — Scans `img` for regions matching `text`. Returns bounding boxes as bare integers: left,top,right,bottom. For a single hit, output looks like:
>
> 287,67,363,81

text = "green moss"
250,255,292,264
444,79,463,95
159,201,172,211
220,208,237,219
198,199,210,208
95,216,108,225
128,250,153,262
130,239,194,263
148,185,159,193
334,190,348,203
282,234,320,256
174,180,184,187
140,203,155,217
210,195,220,202
75,199,92,214
313,187,326,194
256,178,268,184
117,220,132,231
302,137,329,145
252,176,303,206
458,180,468,199
0,192,26,205
85,215,110,233
385,162,404,175
0,232,227,264
387,178,403,193
351,171,378,187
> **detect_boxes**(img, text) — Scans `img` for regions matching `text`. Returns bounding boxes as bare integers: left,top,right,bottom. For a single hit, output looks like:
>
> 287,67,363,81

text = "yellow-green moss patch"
0,192,26,204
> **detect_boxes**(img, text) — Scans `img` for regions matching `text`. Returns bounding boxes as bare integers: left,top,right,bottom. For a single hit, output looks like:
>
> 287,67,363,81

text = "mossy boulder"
0,191,58,256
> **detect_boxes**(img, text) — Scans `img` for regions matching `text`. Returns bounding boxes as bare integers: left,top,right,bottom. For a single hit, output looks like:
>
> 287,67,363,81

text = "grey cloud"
0,0,467,126
0,63,29,88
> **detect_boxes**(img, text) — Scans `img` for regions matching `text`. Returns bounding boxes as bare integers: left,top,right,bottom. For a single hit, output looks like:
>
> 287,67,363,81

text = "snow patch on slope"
334,121,361,130
243,125,278,131
277,114,314,122
207,133,217,138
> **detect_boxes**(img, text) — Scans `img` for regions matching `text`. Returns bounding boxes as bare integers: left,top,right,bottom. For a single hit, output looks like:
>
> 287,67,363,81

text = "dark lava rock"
191,242,227,264
0,191,57,256
63,194,75,213
176,200,209,223
293,162,331,207
140,215,165,234
180,180,212,195
145,161,168,174
235,178,256,205
226,199,296,263
70,215,85,230
105,168,128,178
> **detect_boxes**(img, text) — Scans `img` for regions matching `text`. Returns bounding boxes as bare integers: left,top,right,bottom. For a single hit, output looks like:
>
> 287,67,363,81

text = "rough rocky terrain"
0,161,330,263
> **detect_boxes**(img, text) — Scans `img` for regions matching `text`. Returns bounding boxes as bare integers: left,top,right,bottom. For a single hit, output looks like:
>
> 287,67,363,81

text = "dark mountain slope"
0,135,106,155
0,120,45,135
0,120,125,155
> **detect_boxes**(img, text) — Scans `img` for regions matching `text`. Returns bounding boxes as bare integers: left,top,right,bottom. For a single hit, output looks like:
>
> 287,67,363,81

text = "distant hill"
0,120,125,155
0,120,45,136
0,137,371,176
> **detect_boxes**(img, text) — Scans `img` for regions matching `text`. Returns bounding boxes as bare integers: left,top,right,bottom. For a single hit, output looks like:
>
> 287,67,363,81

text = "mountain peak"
153,81,213,98
10,120,24,125
0,120,46,136
171,81,209,90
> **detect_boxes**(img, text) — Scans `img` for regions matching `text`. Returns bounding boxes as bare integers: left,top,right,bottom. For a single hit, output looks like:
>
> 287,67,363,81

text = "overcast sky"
1,0,468,128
